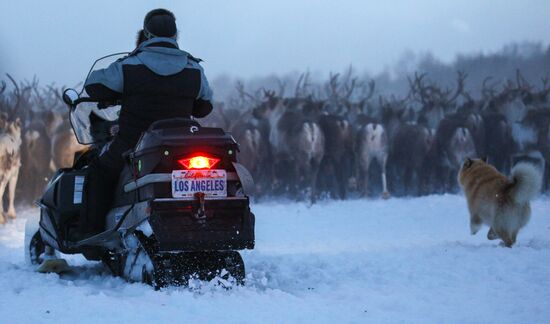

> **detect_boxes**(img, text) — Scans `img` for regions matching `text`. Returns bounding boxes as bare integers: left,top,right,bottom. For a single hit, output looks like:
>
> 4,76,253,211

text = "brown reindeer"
50,118,87,170
424,116,477,193
18,83,64,204
389,124,435,196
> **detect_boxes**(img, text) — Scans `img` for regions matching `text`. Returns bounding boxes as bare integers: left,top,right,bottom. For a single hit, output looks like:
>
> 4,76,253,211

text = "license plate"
171,169,227,198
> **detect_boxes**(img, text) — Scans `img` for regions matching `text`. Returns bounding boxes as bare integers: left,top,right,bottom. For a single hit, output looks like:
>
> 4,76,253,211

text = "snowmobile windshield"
70,52,128,144
70,103,120,144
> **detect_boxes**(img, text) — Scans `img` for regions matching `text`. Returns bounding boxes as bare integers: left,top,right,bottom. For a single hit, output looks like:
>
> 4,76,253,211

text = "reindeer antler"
235,81,256,102
444,70,467,105
262,88,277,101
295,71,312,98
516,69,532,91
408,72,430,105
325,72,341,102
276,78,287,98
354,79,375,108
46,84,63,103
5,74,21,115
341,65,359,101
295,73,304,98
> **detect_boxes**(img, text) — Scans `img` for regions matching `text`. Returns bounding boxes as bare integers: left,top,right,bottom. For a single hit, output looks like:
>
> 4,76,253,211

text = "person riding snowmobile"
72,8,213,240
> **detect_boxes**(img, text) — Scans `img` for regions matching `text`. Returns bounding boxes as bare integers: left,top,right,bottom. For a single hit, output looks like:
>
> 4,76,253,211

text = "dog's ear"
463,158,473,169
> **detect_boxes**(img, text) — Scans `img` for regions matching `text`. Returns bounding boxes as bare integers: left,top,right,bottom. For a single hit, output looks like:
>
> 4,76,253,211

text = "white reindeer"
0,118,22,223
356,123,390,199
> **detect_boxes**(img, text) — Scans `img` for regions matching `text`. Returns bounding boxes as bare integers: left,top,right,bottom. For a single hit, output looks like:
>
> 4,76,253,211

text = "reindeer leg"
403,166,412,196
361,156,372,197
380,154,390,199
0,177,8,224
336,161,347,200
292,160,303,201
7,168,19,219
325,157,342,200
309,159,322,204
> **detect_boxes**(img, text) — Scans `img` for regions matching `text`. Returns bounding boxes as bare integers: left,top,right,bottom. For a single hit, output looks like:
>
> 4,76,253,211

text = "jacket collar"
138,37,179,50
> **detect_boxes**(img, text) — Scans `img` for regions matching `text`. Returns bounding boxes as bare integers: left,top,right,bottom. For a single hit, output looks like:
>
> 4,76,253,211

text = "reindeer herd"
202,69,550,201
0,69,549,223
0,76,84,223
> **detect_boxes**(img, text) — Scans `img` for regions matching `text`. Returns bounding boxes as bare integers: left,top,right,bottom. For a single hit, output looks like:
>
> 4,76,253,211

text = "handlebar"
69,97,121,109
73,97,100,105
63,89,121,109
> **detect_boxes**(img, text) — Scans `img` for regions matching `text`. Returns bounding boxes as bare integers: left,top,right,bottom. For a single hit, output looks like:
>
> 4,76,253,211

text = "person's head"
136,8,177,46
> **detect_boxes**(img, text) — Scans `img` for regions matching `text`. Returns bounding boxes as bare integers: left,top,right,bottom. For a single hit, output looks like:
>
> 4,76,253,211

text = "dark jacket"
84,37,213,145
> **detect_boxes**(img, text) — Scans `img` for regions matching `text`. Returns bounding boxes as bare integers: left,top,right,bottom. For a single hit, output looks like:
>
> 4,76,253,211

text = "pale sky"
0,0,548,86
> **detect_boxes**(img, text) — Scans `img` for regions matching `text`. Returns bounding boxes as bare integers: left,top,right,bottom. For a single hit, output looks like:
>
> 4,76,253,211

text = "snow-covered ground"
1,195,549,323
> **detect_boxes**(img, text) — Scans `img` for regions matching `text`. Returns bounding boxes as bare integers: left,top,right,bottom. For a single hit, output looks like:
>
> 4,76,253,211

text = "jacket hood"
134,37,190,76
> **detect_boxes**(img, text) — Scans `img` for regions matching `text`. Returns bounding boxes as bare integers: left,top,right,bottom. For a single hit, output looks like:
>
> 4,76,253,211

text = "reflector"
178,155,220,169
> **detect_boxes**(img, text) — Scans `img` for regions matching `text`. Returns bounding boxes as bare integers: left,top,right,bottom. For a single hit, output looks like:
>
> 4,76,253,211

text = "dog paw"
0,214,6,225
498,241,513,248
470,223,482,235
487,228,499,240
381,191,391,200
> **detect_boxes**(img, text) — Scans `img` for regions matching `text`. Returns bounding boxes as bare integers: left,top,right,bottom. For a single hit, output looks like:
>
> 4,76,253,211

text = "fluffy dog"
458,159,541,247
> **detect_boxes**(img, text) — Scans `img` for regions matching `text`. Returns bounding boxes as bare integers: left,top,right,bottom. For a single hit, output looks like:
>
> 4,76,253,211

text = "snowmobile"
25,58,255,287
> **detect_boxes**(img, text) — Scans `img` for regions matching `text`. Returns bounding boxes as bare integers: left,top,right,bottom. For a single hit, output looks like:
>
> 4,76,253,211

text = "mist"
1,0,549,87
212,42,550,103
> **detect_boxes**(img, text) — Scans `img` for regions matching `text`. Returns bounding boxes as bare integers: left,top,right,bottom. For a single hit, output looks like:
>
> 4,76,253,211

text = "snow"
1,195,550,323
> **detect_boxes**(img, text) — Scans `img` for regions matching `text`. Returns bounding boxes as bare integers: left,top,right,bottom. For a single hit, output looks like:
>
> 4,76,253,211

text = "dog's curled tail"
509,162,542,204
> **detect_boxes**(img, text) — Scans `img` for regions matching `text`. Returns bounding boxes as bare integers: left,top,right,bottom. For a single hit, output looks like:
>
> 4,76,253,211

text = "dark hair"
136,29,148,47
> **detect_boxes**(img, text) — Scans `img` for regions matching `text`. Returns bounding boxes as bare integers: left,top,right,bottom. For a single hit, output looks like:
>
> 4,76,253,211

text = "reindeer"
380,95,415,141
424,116,477,193
388,124,435,196
323,67,375,122
480,72,541,172
50,118,87,170
515,76,550,190
230,109,271,196
355,122,390,198
296,73,354,199
198,101,229,129
19,120,52,204
0,118,22,224
316,113,355,199
410,71,466,129
253,90,324,202
0,76,25,222
18,83,63,204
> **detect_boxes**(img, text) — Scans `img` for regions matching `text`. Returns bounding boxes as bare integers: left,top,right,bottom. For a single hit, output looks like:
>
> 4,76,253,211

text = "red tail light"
178,155,220,169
